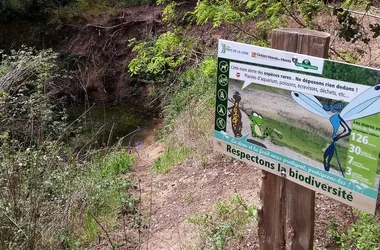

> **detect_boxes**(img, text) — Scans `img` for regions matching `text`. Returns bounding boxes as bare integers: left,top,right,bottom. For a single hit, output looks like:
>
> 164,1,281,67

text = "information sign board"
214,39,380,214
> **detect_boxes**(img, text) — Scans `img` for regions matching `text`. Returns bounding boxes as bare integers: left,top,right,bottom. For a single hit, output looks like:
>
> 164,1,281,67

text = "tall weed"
188,193,256,250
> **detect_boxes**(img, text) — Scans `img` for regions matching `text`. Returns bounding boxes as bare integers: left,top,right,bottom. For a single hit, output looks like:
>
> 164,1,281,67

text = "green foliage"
156,0,171,4
329,212,380,250
190,0,378,46
0,136,136,248
341,0,370,10
53,0,157,23
0,0,156,22
0,47,137,249
294,0,327,26
0,47,64,143
80,151,135,243
190,0,327,37
192,1,244,28
338,51,358,64
161,1,176,22
151,145,191,173
163,57,216,133
128,30,195,79
188,193,256,250
53,0,106,22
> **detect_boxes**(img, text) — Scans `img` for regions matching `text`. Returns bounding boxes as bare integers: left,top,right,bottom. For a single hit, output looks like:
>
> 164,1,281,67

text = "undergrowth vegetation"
162,57,216,133
150,57,217,173
0,0,156,22
0,48,138,249
151,145,191,173
188,193,257,250
53,0,156,23
329,212,380,249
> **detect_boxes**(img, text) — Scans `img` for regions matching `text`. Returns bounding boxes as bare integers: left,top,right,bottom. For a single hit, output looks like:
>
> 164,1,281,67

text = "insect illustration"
249,112,283,143
228,91,243,138
291,84,380,176
322,99,345,113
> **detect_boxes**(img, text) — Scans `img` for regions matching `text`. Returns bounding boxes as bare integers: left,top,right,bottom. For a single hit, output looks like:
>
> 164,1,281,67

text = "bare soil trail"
127,144,355,250
129,142,262,250
93,129,356,250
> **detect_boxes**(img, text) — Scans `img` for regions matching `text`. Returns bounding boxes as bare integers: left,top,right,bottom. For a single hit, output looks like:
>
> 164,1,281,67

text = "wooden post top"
271,28,331,58
273,28,330,38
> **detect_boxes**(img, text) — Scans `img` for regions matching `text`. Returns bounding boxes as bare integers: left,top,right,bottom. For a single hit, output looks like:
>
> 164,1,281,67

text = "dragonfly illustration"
291,84,380,176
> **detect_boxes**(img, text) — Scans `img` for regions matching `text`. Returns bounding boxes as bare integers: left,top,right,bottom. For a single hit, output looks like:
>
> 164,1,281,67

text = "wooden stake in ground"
258,28,330,250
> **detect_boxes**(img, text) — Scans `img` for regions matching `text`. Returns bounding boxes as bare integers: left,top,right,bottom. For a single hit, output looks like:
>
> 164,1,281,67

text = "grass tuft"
151,145,191,173
188,193,256,250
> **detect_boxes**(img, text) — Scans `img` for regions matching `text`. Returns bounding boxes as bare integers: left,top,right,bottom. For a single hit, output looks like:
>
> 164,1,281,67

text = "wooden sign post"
258,28,330,250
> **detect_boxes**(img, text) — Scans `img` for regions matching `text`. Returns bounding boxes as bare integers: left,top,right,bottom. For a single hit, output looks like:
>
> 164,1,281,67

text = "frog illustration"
249,112,283,144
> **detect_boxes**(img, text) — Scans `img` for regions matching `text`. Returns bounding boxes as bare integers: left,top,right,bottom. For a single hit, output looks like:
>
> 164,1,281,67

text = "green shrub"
0,137,136,248
163,57,216,133
188,193,256,250
329,212,380,250
78,151,136,244
0,0,73,22
128,30,195,79
0,47,137,249
0,0,156,22
0,47,64,143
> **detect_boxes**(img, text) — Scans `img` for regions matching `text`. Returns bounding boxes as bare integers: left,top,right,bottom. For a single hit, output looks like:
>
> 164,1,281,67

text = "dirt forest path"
115,135,356,250
129,140,262,249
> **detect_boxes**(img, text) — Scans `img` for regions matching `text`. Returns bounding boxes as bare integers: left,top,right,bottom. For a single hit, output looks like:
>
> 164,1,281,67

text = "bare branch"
86,20,145,30
231,24,269,45
88,212,115,249
281,0,307,28
327,5,380,20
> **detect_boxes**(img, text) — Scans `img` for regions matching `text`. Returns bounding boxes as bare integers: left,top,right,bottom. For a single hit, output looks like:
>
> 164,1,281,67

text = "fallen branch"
86,20,144,30
88,212,115,249
1,210,28,240
231,24,269,45
329,46,352,63
281,0,307,28
327,5,380,20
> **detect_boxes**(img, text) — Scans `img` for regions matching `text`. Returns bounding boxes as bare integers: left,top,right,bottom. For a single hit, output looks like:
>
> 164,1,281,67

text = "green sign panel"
214,39,380,214
346,114,380,188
